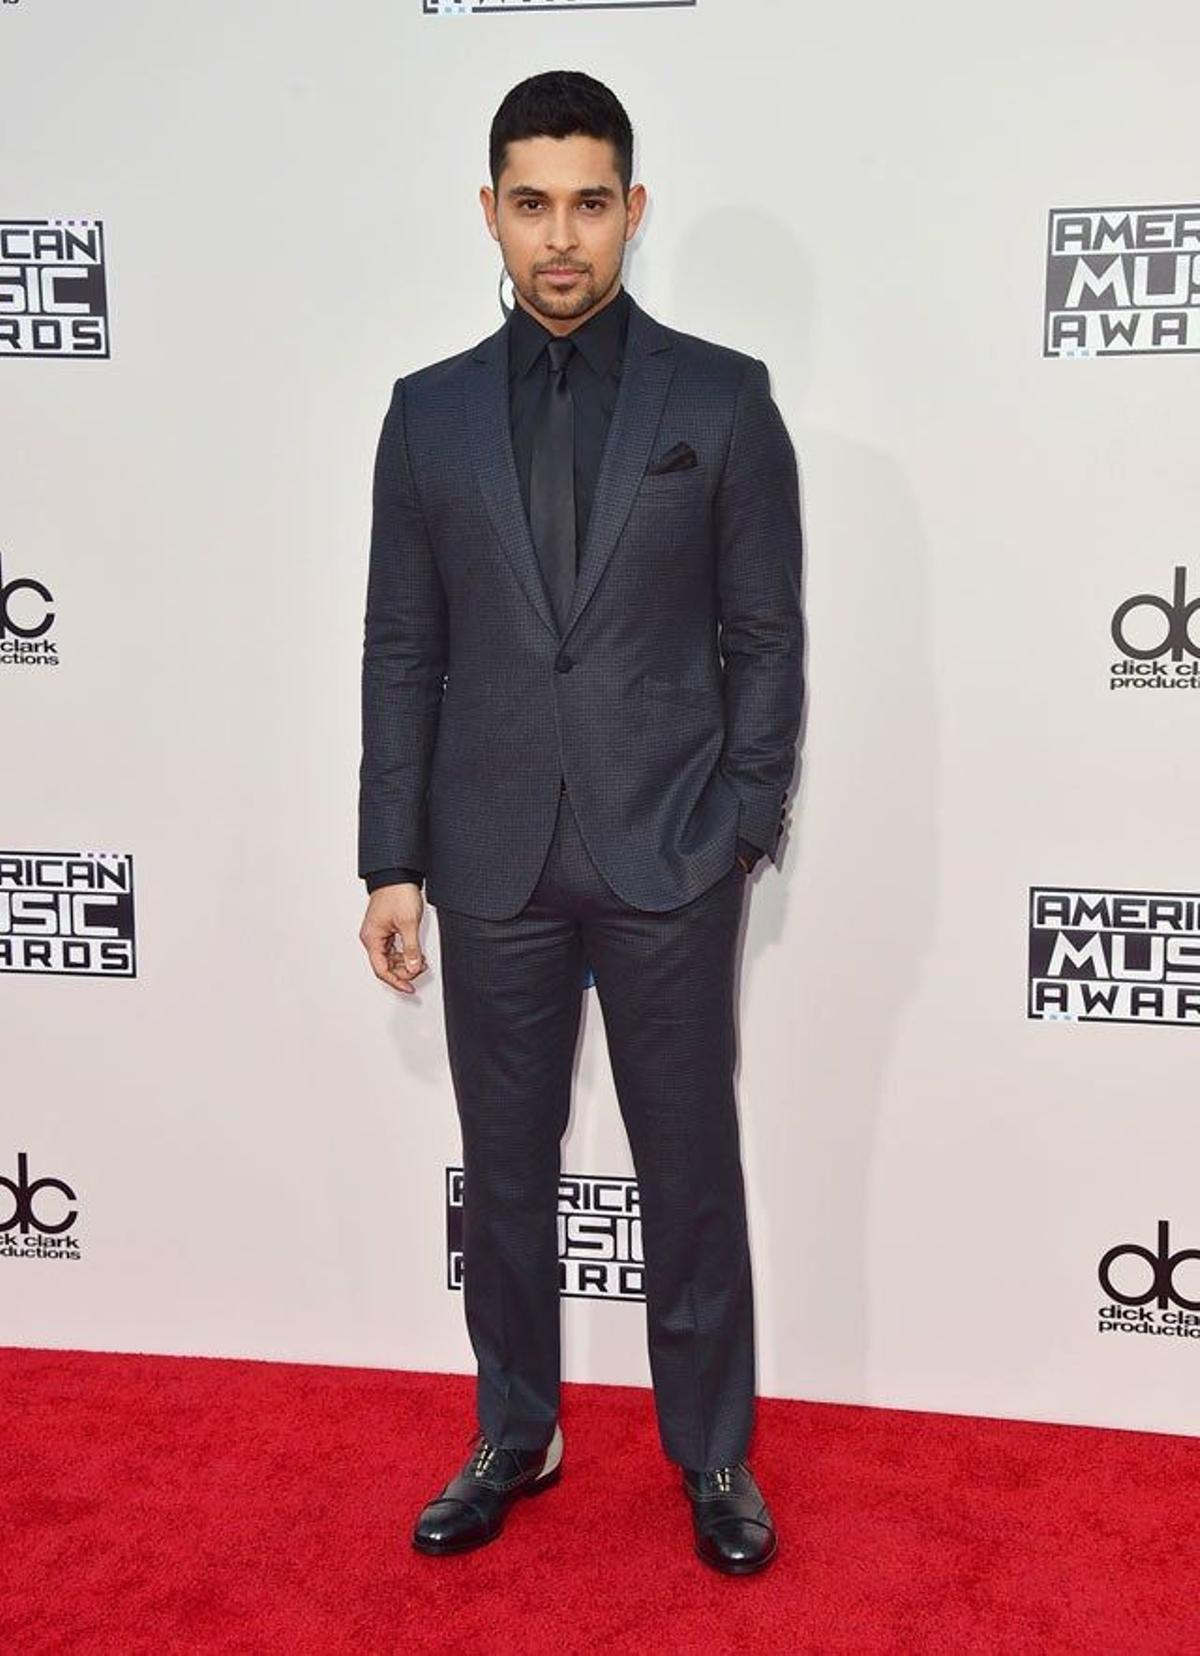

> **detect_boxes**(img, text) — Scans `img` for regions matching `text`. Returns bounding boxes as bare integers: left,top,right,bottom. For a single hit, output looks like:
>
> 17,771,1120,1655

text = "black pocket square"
646,441,697,475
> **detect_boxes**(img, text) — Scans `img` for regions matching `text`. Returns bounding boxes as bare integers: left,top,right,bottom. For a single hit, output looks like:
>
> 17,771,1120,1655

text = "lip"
541,268,584,280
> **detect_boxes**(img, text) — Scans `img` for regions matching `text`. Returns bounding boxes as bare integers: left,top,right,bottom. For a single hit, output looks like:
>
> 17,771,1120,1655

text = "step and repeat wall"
4,1,1198,1438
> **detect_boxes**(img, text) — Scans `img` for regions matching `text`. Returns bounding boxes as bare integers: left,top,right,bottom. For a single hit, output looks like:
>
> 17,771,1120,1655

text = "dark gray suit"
358,290,805,1468
358,291,804,918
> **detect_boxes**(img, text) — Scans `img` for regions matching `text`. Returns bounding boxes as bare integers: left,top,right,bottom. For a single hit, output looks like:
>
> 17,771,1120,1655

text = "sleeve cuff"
364,867,424,893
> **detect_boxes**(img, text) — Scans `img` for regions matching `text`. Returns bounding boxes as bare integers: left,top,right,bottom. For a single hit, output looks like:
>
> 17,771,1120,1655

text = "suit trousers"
433,779,756,1470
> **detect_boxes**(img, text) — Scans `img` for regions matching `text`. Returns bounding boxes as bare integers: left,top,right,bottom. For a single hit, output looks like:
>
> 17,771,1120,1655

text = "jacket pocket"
637,465,705,494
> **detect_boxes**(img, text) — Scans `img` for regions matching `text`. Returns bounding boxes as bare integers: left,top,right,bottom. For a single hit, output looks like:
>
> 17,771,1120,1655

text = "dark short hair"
489,70,634,197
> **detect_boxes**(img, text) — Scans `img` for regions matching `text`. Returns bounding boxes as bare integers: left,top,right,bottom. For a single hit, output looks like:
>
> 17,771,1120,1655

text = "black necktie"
529,336,577,632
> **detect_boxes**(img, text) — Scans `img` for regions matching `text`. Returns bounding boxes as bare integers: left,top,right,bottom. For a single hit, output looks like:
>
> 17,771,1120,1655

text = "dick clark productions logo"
0,1153,82,1262
0,549,57,666
1110,567,1200,690
1098,1221,1200,1340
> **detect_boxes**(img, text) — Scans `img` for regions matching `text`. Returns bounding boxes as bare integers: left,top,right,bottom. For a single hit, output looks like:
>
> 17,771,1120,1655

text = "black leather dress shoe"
681,1460,777,1574
411,1423,563,1555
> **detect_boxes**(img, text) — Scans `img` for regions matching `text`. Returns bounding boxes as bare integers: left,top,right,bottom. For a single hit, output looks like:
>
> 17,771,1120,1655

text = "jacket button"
555,655,575,673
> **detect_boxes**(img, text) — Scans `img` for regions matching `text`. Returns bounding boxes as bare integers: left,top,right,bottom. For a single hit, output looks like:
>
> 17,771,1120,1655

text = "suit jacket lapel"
466,315,559,637
465,290,677,642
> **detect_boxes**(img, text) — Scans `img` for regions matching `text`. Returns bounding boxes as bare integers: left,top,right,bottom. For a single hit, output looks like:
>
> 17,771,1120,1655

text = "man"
357,70,804,1576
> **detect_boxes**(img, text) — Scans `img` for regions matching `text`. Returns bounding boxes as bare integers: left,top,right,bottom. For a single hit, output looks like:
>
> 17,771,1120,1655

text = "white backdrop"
4,0,1199,1439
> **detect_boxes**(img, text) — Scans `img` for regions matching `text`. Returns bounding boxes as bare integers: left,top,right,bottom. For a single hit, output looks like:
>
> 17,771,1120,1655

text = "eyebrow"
505,184,617,201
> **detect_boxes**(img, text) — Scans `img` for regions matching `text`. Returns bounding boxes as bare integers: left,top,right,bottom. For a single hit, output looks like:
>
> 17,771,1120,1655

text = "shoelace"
466,1431,499,1479
697,1461,748,1492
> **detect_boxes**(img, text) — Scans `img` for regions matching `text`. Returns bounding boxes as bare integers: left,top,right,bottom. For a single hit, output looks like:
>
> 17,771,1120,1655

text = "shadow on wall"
666,205,940,1406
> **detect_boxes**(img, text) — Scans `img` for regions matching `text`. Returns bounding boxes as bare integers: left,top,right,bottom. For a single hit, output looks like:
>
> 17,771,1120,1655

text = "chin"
530,291,592,318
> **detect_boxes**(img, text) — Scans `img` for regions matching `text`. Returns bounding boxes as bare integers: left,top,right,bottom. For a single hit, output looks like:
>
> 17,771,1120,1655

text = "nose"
545,208,578,253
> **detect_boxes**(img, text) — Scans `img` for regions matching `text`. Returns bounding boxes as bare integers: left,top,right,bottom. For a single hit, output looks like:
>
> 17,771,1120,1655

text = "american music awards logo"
0,219,110,358
446,1167,643,1299
1044,203,1200,357
425,0,693,12
1,851,137,977
1110,567,1200,690
0,1153,82,1262
1098,1220,1200,1341
1028,887,1200,1027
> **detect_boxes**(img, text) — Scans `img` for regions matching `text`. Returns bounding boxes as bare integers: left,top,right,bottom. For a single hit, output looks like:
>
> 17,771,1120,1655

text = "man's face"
481,133,646,332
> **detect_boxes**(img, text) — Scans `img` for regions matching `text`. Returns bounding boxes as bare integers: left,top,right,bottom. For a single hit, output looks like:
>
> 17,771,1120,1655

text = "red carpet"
3,1346,1197,1654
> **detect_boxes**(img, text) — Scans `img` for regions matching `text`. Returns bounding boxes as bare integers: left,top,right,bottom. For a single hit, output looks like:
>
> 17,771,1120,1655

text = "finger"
386,931,424,981
397,920,427,978
362,928,416,993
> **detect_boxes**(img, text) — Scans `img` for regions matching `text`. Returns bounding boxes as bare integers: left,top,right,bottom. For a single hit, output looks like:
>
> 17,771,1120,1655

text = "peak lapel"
466,318,560,638
562,295,675,640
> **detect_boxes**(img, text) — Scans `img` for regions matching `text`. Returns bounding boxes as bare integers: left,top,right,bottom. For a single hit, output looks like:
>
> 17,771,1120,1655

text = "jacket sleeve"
357,376,449,880
714,356,806,865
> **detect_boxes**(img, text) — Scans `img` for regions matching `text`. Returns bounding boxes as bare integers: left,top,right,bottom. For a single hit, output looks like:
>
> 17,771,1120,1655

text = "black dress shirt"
363,285,763,893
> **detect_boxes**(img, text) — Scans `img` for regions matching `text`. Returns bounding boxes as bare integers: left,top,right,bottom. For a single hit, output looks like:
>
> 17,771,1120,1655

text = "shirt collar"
508,284,631,383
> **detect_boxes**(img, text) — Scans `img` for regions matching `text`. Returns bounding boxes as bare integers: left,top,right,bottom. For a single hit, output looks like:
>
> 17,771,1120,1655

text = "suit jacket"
358,291,805,920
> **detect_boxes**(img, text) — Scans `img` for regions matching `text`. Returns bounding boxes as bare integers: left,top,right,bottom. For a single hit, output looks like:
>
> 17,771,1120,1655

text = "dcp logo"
0,1152,78,1235
0,551,54,639
1099,1219,1200,1311
1111,567,1200,661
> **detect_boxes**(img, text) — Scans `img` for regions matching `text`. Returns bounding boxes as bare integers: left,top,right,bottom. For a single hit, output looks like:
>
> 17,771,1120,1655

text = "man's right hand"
359,884,428,995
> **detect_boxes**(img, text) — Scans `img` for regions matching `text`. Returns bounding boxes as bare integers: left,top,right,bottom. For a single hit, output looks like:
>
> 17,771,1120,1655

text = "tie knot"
547,337,575,374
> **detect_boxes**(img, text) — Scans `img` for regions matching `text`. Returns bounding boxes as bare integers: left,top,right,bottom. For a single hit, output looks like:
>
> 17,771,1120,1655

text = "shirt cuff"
364,867,424,893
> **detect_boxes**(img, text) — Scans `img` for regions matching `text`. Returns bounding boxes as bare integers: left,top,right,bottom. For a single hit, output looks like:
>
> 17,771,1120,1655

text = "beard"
515,263,620,324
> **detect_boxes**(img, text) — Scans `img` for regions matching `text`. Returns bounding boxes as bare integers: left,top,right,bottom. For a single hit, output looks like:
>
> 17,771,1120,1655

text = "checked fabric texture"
358,290,804,921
